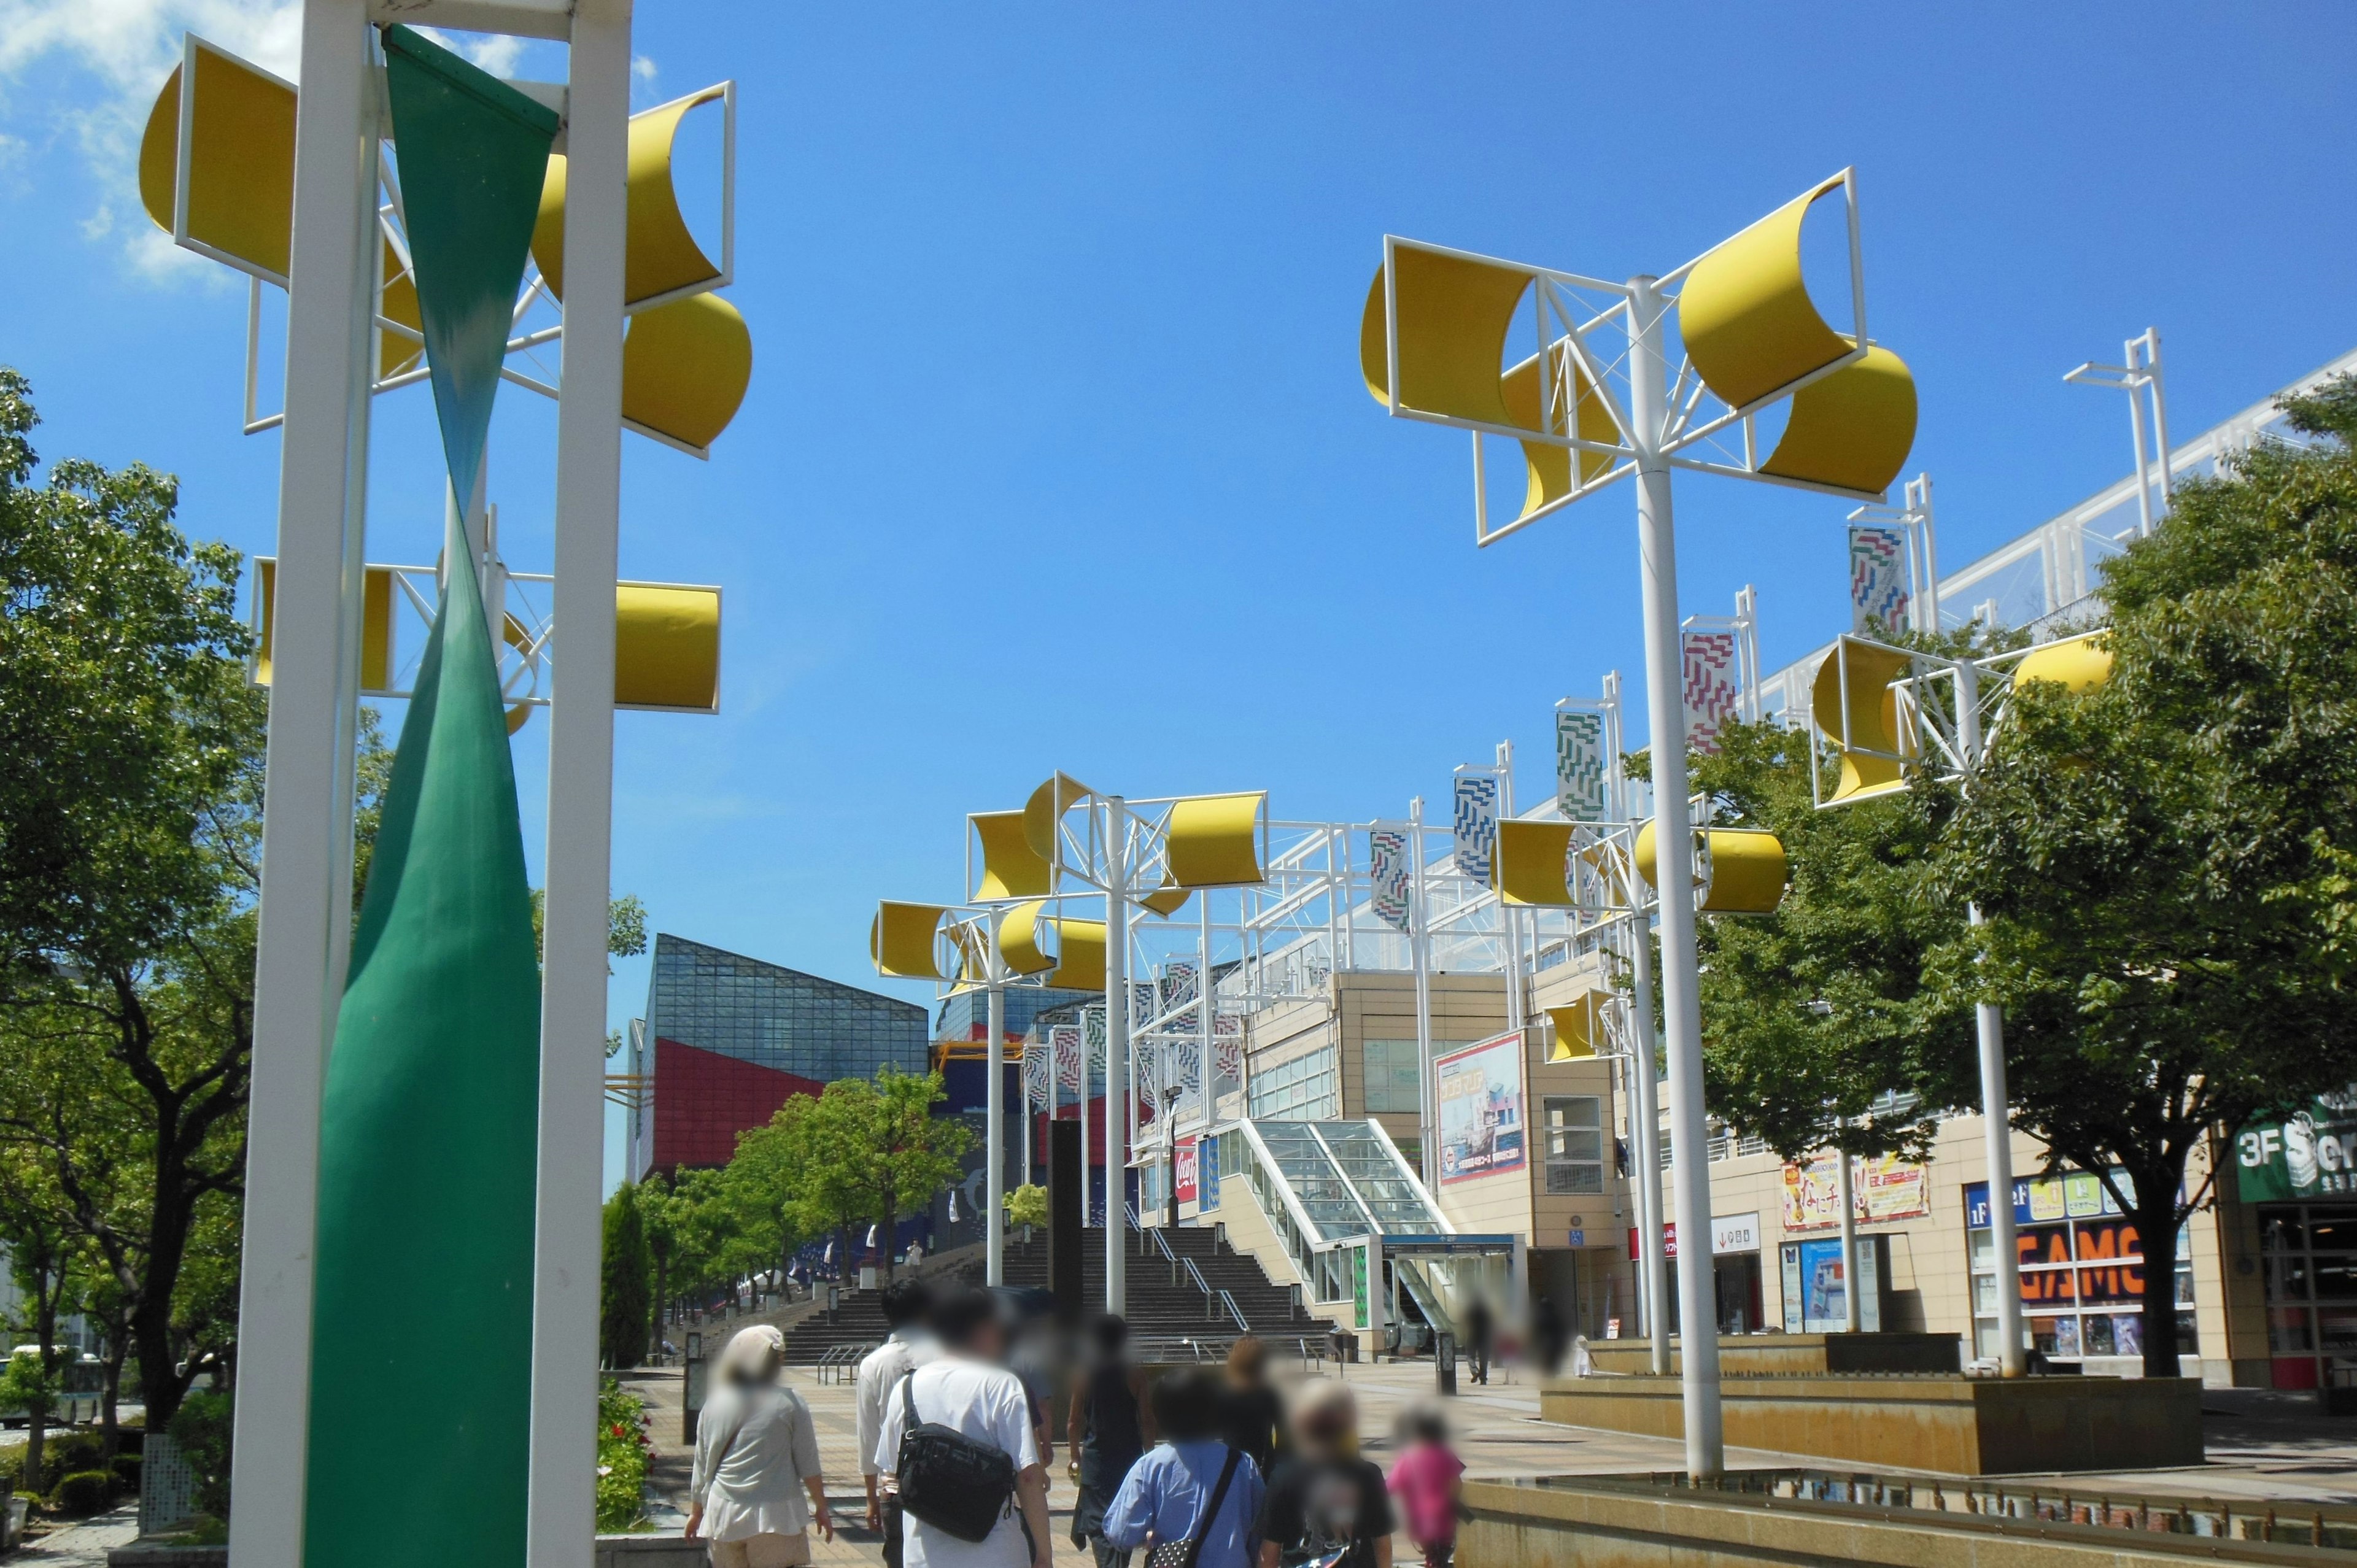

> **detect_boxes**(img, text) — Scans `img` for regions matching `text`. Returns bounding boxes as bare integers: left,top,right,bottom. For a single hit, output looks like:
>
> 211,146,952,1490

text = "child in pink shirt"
1385,1408,1466,1568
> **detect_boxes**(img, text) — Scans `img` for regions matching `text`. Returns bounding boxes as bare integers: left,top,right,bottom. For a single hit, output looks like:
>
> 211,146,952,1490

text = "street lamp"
1362,170,1917,1477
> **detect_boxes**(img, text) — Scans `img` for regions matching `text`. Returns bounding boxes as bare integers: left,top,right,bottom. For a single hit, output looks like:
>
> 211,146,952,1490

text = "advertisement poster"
1436,1032,1527,1185
1352,1244,1370,1329
1779,1152,1929,1230
2234,1086,2357,1200
1201,1134,1220,1210
1174,1138,1198,1205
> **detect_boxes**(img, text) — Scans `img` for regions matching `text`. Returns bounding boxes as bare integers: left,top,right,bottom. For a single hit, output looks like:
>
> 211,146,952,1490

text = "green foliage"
168,1391,233,1521
528,890,653,970
594,1377,651,1532
108,1452,139,1489
1004,1184,1050,1230
0,369,265,1428
45,1432,102,1473
47,1470,113,1516
600,1184,652,1369
0,1350,54,1423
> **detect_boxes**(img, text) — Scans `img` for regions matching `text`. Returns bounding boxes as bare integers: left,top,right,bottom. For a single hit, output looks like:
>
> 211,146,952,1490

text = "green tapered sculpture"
303,28,558,1566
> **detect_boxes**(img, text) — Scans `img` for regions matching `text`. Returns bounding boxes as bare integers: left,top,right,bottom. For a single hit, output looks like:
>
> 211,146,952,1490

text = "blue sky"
2,3,2352,1186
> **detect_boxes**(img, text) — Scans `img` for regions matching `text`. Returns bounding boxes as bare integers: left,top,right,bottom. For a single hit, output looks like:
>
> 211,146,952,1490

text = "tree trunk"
881,1178,897,1283
651,1243,670,1357
99,1340,126,1459
2135,1174,2186,1380
24,1249,61,1496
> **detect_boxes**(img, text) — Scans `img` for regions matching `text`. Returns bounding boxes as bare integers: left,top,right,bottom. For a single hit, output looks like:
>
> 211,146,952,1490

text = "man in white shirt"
875,1286,1053,1568
857,1278,938,1566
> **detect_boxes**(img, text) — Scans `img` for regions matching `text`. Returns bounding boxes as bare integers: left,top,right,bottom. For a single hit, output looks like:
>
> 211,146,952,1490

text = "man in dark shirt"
1255,1380,1392,1568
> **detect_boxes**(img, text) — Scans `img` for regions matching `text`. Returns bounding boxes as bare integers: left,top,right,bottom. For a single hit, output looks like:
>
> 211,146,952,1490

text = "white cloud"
0,1,301,279
417,26,524,79
632,55,657,82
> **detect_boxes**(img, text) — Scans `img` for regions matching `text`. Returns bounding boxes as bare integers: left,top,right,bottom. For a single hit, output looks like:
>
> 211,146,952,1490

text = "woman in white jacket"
688,1326,835,1568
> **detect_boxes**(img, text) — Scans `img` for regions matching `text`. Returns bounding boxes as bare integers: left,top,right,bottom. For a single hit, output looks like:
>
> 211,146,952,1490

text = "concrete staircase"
776,1225,1327,1364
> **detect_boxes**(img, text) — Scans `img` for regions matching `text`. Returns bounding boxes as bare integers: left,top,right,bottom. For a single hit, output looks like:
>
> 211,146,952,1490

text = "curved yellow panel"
872,901,953,980
1046,917,1107,993
1809,637,1918,804
1701,829,1787,914
2014,632,2112,695
1023,773,1096,863
614,582,720,711
1677,177,1848,411
1493,820,1576,908
256,559,395,695
999,900,1059,976
137,50,296,280
1139,884,1191,917
505,703,533,736
1759,345,1918,497
1166,792,1266,888
532,85,727,306
1500,342,1617,519
973,811,1052,901
1546,993,1607,1062
622,293,753,453
1358,249,1532,425
1633,821,1788,914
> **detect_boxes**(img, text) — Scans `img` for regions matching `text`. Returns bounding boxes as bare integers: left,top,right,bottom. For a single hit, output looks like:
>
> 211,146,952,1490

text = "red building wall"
652,1037,826,1173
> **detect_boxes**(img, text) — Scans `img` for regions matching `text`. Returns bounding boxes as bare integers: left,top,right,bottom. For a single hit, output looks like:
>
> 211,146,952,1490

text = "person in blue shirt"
1101,1370,1265,1568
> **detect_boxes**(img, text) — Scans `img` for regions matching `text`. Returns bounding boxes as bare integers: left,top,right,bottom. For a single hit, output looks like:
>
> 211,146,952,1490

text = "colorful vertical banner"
1053,1024,1084,1094
1555,709,1606,820
1175,1138,1199,1204
1681,630,1739,755
1452,774,1497,882
1849,525,1910,633
1435,1031,1528,1185
1369,827,1413,935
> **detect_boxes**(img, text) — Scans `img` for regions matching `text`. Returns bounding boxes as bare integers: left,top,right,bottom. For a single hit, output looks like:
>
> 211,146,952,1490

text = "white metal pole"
986,973,1005,1287
1835,1136,1860,1333
1077,1025,1088,1226
1409,798,1437,1192
2145,330,2173,511
1104,798,1129,1313
1625,909,1668,1377
1951,658,2027,1375
1627,273,1722,1478
530,6,630,1564
230,8,378,1566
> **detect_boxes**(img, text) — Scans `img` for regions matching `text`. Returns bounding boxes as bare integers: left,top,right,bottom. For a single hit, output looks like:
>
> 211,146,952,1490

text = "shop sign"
1780,1151,1929,1230
2234,1086,2357,1200
1633,1211,1759,1260
1965,1172,2132,1229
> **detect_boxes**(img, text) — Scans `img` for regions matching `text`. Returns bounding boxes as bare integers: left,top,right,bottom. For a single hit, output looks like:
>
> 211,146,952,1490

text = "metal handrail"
1183,1257,1216,1315
1218,1288,1250,1333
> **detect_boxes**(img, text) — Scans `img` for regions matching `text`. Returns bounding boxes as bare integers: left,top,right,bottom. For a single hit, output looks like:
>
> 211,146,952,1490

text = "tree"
865,1069,970,1280
0,1148,75,1494
1004,1184,1048,1232
0,368,263,1434
1935,377,2357,1377
600,1183,652,1369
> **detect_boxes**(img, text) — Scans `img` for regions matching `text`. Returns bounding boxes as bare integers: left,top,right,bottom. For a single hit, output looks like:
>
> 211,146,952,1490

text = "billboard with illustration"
1780,1151,1929,1230
1436,1032,1527,1185
2234,1086,2357,1200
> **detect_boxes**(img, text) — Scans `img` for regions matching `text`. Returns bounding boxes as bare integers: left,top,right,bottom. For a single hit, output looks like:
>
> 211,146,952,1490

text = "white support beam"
528,2,631,1564
367,0,575,40
228,6,381,1568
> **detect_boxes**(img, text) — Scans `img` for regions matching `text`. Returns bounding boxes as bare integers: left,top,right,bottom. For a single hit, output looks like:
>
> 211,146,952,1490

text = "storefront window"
2257,1202,2357,1390
1965,1175,2196,1364
1248,1047,1339,1121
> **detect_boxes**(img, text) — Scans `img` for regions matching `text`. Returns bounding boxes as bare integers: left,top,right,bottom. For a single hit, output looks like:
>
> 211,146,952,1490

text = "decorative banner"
1849,525,1910,633
1369,828,1413,935
1682,630,1740,755
1452,775,1498,882
2233,1086,2357,1200
1780,1151,1930,1230
1435,1031,1528,1185
1023,1042,1051,1105
1555,709,1606,821
1212,1020,1244,1099
306,28,559,1568
1052,1024,1084,1092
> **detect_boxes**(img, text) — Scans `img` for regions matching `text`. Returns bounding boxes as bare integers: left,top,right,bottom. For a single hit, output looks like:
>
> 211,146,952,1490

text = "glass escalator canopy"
1247,1121,1447,1242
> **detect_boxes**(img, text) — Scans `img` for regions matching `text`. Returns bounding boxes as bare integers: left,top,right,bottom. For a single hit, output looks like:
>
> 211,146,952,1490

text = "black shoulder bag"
1144,1448,1245,1568
896,1373,1020,1544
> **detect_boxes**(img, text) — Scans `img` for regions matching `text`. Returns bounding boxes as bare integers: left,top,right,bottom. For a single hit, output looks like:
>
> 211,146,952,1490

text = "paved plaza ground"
614,1361,2357,1564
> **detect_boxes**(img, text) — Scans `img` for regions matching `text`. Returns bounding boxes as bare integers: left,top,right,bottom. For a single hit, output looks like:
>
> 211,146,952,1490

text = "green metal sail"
304,26,556,1567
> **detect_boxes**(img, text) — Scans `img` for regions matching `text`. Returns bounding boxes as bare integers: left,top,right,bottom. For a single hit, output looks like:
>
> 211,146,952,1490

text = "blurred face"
968,1318,1008,1362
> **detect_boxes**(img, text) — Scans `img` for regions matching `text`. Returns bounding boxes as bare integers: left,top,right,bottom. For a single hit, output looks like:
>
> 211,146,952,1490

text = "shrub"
168,1393,233,1522
594,1378,651,1532
48,1434,104,1474
49,1470,113,1516
110,1453,141,1489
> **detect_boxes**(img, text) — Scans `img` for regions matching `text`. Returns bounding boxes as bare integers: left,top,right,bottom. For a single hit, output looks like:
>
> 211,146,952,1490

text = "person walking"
1069,1315,1157,1568
1384,1408,1464,1568
1220,1337,1288,1481
874,1286,1054,1568
1101,1369,1265,1568
857,1277,938,1568
687,1326,834,1568
1253,1381,1391,1568
1460,1299,1493,1388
